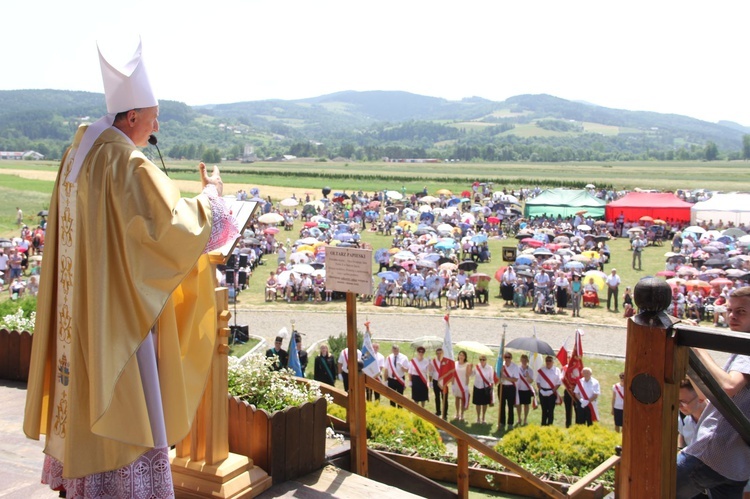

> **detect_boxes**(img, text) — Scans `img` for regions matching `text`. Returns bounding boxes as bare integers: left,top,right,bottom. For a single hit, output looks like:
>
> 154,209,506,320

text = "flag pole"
497,323,507,430
346,291,367,476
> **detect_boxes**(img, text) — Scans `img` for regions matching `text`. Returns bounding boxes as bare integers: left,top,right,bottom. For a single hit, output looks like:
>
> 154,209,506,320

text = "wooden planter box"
378,451,608,499
228,395,328,484
0,329,33,382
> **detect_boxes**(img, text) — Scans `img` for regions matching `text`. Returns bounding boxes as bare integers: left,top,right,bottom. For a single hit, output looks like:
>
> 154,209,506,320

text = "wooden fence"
0,329,33,382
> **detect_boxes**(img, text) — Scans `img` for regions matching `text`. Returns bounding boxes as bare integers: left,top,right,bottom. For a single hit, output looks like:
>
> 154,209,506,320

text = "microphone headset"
148,135,169,177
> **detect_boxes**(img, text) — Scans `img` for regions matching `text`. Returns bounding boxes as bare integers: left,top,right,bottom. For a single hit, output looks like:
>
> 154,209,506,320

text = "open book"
216,199,260,260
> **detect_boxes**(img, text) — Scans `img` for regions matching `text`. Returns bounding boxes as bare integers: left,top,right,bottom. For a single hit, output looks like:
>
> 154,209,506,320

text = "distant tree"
704,141,719,161
743,134,750,160
201,148,221,163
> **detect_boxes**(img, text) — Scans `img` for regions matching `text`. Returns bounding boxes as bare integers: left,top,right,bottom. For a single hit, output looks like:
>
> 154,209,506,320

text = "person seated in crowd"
459,280,475,309
428,279,442,307
475,278,489,304
414,285,428,308
299,273,313,301
622,286,635,318
583,278,600,307
668,286,686,318
712,293,728,327
513,278,528,308
9,277,25,299
686,290,703,322
313,273,325,302
446,277,460,310
284,273,298,302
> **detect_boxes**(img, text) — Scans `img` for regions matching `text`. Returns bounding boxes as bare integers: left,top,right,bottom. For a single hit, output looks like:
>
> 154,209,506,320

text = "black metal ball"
633,277,672,312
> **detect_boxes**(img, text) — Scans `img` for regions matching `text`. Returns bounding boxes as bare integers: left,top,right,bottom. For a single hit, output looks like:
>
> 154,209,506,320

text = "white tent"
691,194,750,226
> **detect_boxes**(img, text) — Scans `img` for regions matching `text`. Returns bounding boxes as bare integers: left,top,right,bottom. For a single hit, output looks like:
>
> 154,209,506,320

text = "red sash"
454,361,470,409
411,359,428,386
537,368,562,404
388,355,405,386
576,379,599,422
475,364,495,404
614,384,624,403
517,367,538,409
438,359,455,392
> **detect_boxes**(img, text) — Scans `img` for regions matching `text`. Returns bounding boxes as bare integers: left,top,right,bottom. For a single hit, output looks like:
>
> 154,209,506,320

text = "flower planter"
0,329,33,382
378,451,608,499
228,395,328,484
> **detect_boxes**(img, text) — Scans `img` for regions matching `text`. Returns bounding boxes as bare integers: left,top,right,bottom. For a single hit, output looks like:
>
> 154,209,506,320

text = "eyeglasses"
679,395,697,406
479,358,487,361
504,356,512,359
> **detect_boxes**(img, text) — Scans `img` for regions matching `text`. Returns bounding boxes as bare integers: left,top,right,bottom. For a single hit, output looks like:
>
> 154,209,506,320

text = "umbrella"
577,225,591,231
0,238,12,248
292,263,315,275
436,189,453,196
521,238,544,248
280,197,299,207
416,259,437,269
726,269,748,278
656,270,676,277
37,210,49,217
710,277,733,287
289,252,310,264
263,227,280,235
455,341,493,357
505,337,556,356
471,234,488,244
439,262,458,271
420,195,439,204
377,271,400,281
723,228,747,238
515,255,535,266
393,250,417,260
564,261,585,270
458,260,478,271
685,226,707,234
487,216,500,224
258,213,284,224
585,184,595,189
685,280,712,292
469,273,491,284
639,215,654,222
385,190,403,200
411,336,445,350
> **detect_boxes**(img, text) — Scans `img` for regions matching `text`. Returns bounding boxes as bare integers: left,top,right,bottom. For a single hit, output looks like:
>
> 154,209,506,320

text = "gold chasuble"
24,125,218,479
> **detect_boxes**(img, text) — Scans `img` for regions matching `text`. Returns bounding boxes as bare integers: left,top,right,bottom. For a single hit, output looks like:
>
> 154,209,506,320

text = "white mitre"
67,38,158,183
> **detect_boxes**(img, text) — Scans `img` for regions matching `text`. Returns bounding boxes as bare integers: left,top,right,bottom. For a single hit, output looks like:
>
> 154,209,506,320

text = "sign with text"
325,246,373,295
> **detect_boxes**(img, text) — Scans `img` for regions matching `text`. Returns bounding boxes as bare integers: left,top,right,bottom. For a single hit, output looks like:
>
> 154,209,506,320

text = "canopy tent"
605,192,693,223
691,194,750,226
524,189,606,219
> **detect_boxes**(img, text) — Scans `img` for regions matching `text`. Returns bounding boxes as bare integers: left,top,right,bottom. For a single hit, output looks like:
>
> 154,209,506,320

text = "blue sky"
3,0,748,125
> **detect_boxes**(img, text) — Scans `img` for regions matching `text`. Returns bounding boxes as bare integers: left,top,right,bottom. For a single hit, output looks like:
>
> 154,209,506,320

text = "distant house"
0,150,44,160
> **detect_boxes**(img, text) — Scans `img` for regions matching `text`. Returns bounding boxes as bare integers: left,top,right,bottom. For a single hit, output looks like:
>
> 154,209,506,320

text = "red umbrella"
521,238,544,248
487,216,500,224
710,277,733,287
469,273,492,284
368,200,381,209
461,190,471,198
656,270,675,277
303,221,318,228
494,266,508,282
685,280,711,294
264,227,280,235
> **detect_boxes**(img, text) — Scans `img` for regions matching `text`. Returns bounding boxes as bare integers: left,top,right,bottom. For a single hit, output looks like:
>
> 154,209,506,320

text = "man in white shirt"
536,355,562,426
573,367,600,426
606,268,621,312
365,342,386,402
385,344,409,406
631,234,646,270
499,352,520,428
337,347,362,392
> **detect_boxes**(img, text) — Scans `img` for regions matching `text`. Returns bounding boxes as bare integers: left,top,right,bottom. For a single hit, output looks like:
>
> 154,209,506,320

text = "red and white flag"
563,329,584,393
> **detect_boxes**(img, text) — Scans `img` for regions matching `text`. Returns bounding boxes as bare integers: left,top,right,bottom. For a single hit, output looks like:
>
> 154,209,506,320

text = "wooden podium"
170,253,272,498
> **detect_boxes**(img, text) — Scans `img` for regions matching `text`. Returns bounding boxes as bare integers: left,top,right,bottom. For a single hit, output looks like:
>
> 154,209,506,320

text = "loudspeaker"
230,325,249,343
239,254,249,267
238,270,248,285
226,254,237,268
225,269,235,285
502,246,517,262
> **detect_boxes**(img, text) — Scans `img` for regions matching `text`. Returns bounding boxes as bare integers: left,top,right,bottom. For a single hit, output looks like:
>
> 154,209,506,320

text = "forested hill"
0,89,747,163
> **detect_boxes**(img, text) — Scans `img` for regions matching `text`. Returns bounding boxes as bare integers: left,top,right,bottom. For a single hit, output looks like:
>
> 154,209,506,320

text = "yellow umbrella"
436,189,453,196
388,247,401,254
296,245,315,253
584,274,606,291
582,250,600,259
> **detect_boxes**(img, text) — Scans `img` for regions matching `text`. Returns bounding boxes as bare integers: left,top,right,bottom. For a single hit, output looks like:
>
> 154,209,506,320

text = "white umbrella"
385,190,403,200
289,252,310,264
585,184,595,189
292,263,315,275
258,213,284,224
685,226,707,234
577,224,592,231
280,198,299,207
420,195,439,204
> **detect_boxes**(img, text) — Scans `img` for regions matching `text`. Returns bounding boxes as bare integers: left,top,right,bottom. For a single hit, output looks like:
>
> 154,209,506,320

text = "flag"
494,326,506,383
557,335,570,367
361,321,381,378
287,331,303,377
562,329,584,392
442,314,454,361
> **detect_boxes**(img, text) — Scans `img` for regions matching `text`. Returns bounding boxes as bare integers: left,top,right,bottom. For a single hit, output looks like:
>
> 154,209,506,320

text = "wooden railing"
308,374,621,499
621,278,750,498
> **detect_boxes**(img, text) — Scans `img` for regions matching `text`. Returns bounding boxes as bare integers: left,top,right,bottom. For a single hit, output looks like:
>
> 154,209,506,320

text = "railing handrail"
294,375,620,498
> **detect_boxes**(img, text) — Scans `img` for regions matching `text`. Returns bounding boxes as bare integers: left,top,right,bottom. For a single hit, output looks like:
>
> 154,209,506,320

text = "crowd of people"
0,222,44,299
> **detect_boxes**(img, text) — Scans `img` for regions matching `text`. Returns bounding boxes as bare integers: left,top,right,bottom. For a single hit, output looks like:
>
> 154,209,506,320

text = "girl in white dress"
452,350,472,421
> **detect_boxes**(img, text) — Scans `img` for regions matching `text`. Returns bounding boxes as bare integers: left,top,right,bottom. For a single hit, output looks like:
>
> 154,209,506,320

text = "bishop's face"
128,106,160,147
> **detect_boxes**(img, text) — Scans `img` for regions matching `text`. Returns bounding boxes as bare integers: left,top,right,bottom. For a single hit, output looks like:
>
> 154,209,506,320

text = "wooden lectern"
170,253,272,498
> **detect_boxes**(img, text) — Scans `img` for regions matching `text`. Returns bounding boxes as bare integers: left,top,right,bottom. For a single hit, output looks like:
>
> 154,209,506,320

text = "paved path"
235,307,628,359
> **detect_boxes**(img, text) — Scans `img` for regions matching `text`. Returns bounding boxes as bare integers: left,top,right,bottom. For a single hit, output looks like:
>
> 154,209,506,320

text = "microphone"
148,135,169,177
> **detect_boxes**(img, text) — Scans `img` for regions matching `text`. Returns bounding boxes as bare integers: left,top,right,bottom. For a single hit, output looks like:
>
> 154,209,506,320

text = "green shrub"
495,424,621,484
326,330,363,360
329,402,446,458
0,296,37,332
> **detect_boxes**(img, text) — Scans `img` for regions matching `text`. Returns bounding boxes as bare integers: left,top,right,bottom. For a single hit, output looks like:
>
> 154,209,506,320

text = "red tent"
606,192,693,223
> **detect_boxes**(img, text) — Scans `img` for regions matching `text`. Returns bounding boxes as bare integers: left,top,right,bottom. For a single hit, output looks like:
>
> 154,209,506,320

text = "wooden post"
619,278,687,498
456,439,469,499
170,253,272,498
346,292,368,476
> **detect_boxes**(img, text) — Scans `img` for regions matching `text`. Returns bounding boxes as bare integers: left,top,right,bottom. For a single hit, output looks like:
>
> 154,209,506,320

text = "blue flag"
287,333,304,377
361,329,380,377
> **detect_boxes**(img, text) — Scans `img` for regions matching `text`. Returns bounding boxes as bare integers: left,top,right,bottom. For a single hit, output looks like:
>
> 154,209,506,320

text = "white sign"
325,246,373,295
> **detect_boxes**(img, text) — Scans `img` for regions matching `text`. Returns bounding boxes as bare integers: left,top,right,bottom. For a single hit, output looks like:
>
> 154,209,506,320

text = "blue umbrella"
515,255,534,266
564,261,585,270
336,233,354,241
533,233,549,243
447,198,461,206
377,271,400,281
374,248,389,262
435,241,455,251
420,212,435,223
471,234,488,244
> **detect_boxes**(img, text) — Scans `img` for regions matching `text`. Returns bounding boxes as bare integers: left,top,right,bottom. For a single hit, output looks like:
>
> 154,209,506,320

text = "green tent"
524,189,606,219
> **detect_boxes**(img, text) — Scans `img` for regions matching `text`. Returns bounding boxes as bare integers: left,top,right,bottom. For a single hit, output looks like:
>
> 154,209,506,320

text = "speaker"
225,269,235,285
230,325,249,343
239,254,249,267
502,246,517,262
226,254,237,268
238,270,248,286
